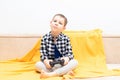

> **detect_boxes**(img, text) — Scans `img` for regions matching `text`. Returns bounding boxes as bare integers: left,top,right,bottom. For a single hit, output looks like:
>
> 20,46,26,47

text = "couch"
0,29,120,80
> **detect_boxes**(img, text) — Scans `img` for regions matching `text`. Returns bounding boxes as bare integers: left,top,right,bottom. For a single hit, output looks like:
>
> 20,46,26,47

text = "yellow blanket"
0,29,120,80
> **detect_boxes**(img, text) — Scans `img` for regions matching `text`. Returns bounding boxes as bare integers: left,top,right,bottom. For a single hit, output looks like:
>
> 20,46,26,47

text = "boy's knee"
35,61,40,67
70,59,78,66
35,61,43,71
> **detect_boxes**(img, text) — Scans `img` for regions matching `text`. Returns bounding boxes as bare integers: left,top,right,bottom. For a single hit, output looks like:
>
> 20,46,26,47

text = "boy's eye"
59,22,62,25
53,20,63,25
53,20,57,22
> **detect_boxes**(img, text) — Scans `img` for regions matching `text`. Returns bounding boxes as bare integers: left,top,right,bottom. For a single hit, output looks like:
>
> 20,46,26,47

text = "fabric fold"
0,29,120,80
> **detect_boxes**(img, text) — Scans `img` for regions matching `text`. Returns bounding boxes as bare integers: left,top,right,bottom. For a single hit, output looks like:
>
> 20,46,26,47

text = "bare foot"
62,71,75,80
66,70,75,76
40,70,57,78
40,70,49,78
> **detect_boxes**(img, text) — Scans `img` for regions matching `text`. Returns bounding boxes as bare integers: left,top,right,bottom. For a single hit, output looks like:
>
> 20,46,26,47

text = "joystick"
49,59,64,67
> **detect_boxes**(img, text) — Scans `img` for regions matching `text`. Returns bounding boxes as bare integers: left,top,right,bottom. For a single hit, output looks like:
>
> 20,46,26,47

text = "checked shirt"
40,32,74,61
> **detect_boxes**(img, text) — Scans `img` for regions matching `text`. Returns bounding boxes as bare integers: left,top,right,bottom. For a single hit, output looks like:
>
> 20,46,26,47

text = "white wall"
0,0,120,34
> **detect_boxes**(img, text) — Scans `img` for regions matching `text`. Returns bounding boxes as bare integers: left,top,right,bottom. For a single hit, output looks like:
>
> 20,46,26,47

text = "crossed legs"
35,59,78,78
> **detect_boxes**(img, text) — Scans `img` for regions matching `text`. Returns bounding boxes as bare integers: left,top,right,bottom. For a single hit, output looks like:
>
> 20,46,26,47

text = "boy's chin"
51,30,59,33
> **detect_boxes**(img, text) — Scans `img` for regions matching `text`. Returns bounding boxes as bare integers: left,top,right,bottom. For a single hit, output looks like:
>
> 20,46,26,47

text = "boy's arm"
65,38,74,60
40,38,48,62
40,38,53,68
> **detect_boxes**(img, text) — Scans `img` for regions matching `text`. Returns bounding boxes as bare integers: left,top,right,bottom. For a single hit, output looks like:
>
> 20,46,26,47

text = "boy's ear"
50,21,52,26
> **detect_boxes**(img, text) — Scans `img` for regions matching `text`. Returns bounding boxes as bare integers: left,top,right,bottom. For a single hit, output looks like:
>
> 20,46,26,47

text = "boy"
35,14,78,78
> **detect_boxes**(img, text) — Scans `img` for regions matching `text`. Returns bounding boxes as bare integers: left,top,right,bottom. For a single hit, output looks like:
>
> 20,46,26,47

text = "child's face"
50,15,66,34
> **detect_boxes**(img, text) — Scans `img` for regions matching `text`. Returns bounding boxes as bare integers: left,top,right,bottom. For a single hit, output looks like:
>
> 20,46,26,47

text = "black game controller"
49,59,64,67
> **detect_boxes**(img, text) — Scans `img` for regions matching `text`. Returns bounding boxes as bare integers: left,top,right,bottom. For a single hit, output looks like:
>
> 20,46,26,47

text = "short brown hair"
52,14,68,26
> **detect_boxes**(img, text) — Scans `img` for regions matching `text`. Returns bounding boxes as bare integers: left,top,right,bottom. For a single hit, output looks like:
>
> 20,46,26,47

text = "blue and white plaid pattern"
40,32,74,61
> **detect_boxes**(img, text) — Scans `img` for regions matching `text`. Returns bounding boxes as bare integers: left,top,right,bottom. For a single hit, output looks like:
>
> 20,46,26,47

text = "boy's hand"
61,57,69,65
43,59,53,69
